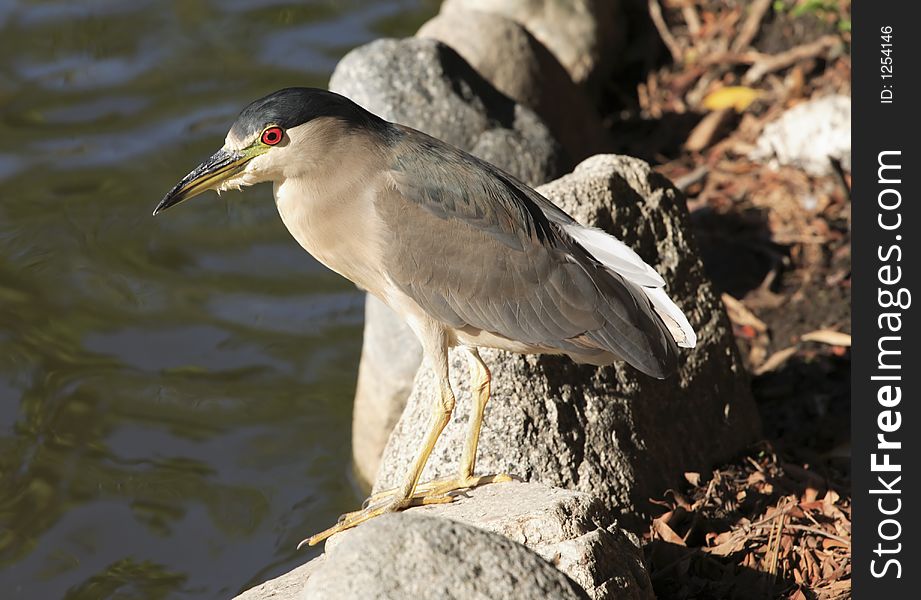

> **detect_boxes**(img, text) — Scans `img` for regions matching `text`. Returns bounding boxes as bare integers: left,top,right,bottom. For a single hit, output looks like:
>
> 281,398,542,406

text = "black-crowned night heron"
155,88,696,547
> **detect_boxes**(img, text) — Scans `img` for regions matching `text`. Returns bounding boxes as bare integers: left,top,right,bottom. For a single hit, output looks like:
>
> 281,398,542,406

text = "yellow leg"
300,329,456,548
459,346,491,478
415,347,512,495
366,347,512,503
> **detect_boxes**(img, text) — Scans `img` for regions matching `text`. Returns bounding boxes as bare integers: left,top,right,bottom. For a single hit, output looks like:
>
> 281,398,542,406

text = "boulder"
233,557,323,600
302,513,590,599
440,0,625,92
329,482,654,600
374,155,760,522
329,37,564,186
235,483,654,600
330,37,567,486
417,9,610,162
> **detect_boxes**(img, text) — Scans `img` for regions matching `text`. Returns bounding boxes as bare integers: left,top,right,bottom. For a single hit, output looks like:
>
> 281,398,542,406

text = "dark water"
0,1,437,598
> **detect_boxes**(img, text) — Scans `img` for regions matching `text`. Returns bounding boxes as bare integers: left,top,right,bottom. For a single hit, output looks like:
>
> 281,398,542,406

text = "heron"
154,87,696,547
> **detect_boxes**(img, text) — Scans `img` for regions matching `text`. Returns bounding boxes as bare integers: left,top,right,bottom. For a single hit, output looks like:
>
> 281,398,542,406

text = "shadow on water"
0,1,439,598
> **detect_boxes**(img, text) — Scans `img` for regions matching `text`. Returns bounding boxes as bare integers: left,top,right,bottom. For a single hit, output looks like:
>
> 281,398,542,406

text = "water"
0,1,437,597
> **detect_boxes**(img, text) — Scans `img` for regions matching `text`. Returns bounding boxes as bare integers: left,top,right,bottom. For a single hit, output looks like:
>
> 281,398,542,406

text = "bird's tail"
562,223,696,378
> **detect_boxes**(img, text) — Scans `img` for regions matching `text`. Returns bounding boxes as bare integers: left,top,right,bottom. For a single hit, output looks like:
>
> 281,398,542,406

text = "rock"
374,155,760,522
750,94,851,176
417,9,610,162
329,37,564,186
235,483,654,600
440,0,625,92
331,482,653,600
233,556,324,600
302,513,590,599
331,37,567,486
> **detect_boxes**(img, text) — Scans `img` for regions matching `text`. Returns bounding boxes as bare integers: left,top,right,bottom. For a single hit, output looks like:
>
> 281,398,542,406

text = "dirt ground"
602,2,852,598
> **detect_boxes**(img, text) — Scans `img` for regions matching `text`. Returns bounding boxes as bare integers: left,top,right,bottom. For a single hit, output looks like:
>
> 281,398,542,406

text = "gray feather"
375,126,678,378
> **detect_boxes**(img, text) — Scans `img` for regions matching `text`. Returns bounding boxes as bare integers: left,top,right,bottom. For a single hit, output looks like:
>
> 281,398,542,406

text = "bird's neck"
273,166,386,295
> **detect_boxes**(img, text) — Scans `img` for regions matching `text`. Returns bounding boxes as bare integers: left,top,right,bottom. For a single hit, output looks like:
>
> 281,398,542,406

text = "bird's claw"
366,472,515,505
299,492,457,549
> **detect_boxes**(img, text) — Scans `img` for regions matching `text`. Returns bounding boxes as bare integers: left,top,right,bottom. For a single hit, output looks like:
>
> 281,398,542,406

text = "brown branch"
681,4,701,37
648,0,683,63
697,50,764,68
767,499,787,578
674,165,709,191
744,35,841,84
732,0,773,52
785,524,851,546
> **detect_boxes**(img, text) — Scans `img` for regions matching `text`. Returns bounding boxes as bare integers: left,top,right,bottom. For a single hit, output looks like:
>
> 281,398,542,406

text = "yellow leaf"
702,86,762,111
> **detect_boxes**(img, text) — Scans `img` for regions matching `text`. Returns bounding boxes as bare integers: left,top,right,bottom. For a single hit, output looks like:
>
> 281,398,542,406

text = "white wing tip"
644,287,697,348
677,330,697,349
564,224,697,348
564,225,667,288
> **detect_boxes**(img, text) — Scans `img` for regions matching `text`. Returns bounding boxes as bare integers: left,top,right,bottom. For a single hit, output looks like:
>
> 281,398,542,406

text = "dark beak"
153,148,251,216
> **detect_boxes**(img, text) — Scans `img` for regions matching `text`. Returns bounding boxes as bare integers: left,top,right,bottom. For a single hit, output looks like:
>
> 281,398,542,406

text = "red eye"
261,126,283,146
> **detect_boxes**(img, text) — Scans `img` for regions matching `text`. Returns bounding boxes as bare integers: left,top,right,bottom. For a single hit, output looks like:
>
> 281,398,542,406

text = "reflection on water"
0,1,437,597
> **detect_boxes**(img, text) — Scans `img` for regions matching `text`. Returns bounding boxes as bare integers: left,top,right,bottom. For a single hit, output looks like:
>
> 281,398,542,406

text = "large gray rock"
441,0,625,92
329,37,564,186
234,557,324,600
302,513,590,599
331,37,567,487
417,9,610,162
332,482,654,600
374,155,760,521
236,483,653,600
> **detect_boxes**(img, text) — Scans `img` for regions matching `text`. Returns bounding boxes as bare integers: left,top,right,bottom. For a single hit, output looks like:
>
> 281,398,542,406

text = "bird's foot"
298,492,454,549
411,472,515,497
299,473,514,549
365,472,515,506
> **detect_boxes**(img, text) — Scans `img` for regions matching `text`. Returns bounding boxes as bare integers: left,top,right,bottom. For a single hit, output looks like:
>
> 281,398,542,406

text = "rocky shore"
237,1,764,598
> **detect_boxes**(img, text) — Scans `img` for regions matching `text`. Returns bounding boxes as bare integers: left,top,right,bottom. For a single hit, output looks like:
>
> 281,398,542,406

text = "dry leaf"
822,538,849,550
702,85,763,111
685,108,734,151
753,346,798,375
801,329,852,347
803,487,819,504
705,533,747,556
747,471,765,485
685,472,701,486
653,513,687,546
722,293,768,332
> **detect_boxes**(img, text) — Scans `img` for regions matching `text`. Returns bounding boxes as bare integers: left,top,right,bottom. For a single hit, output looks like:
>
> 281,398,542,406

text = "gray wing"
376,129,677,378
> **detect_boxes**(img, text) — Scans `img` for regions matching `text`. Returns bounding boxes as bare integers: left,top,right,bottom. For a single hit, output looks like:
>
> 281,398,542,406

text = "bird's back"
371,125,691,379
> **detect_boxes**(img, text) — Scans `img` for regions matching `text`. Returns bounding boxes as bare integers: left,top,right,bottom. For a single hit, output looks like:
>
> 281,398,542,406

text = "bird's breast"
273,177,385,294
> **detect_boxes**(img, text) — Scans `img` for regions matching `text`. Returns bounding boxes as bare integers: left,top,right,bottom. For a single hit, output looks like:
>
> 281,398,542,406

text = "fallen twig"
681,4,701,37
722,293,768,333
685,108,734,151
767,498,788,578
732,0,773,52
649,0,684,63
801,329,851,347
753,346,798,376
674,165,710,191
696,50,764,68
785,524,851,546
744,35,841,84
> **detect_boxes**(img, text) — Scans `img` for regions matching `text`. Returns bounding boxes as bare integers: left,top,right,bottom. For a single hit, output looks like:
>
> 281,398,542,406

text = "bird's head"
153,87,385,215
